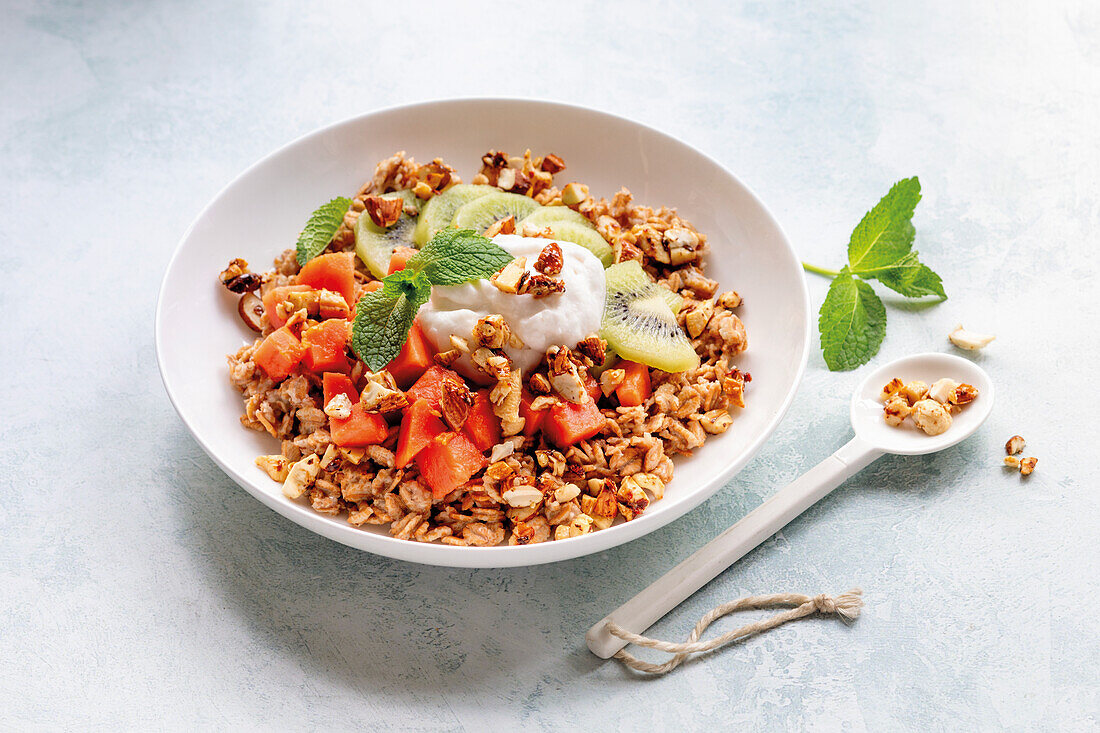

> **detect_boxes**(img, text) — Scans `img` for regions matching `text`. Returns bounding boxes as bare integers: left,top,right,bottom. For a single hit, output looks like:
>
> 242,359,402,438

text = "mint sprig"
350,229,514,371
295,197,352,266
804,177,946,371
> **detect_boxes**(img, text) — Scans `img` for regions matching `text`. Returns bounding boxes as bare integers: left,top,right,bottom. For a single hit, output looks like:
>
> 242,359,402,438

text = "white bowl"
156,99,809,567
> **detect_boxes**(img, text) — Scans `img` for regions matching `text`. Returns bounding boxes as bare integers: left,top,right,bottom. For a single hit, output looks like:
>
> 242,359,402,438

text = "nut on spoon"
586,352,994,659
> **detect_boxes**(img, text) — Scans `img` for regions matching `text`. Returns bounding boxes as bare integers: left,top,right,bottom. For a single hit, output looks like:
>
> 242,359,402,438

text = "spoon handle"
585,437,881,659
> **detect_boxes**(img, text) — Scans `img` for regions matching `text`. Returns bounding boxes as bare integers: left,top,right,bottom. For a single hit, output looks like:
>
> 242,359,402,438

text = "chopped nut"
561,182,589,207
363,195,404,228
519,272,566,298
440,378,473,431
472,348,512,380
338,447,365,464
664,227,701,265
616,482,650,515
951,383,979,405
237,293,265,332
715,290,742,309
490,370,525,436
1003,456,1021,468
496,167,516,191
490,257,527,294
511,520,535,545
554,483,581,503
485,461,514,482
575,335,606,365
520,221,554,238
359,378,409,413
928,378,959,404
534,242,564,276
255,454,289,482
948,324,996,351
631,473,665,501
1005,435,1026,455
529,395,557,411
883,396,911,427
449,334,470,353
554,513,592,540
528,372,552,395
413,181,433,200
901,381,929,405
474,314,512,350
318,443,339,469
317,289,350,319
881,377,904,401
600,368,626,397
699,409,734,434
282,453,321,499
484,215,516,238
1019,457,1038,475
285,289,320,316
489,442,515,463
220,258,262,293
911,399,952,436
684,302,714,338
547,347,587,404
323,393,353,420
502,485,544,508
434,349,461,367
540,153,565,174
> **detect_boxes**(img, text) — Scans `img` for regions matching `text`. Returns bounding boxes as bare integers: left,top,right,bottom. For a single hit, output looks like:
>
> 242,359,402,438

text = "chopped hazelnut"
911,399,952,436
1005,435,1026,455
881,377,904,401
490,257,527,294
1019,457,1038,476
363,195,403,228
534,242,564,276
561,182,589,207
540,153,565,174
519,273,566,298
883,395,911,427
484,215,516,238
900,381,929,405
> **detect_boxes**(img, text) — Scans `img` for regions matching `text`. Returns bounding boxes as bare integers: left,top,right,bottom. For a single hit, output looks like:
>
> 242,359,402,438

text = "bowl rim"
155,97,811,567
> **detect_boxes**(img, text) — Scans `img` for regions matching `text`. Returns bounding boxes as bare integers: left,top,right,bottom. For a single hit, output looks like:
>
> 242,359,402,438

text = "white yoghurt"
417,234,605,379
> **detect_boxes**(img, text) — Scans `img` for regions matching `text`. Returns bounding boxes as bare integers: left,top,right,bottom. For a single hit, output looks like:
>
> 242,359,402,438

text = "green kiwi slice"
600,260,700,373
519,205,595,231
412,184,495,246
452,192,540,233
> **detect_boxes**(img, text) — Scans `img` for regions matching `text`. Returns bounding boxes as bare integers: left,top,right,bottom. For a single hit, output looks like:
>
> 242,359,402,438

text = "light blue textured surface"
3,1,1098,729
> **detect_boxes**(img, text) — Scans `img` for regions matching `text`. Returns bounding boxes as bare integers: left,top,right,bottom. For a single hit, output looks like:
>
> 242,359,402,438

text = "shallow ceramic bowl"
156,99,809,567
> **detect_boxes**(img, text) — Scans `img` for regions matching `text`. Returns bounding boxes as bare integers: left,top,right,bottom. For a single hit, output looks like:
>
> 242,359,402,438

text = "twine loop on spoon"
607,588,863,675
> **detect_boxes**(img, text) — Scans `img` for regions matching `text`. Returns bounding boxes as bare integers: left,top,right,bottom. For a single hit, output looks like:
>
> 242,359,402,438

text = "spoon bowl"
851,352,995,455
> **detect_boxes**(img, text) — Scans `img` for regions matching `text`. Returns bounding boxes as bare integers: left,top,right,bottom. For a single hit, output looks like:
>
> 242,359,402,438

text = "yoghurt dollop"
417,234,605,379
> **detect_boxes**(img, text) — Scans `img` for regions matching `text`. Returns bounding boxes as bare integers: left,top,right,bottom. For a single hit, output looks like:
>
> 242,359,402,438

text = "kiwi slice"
659,285,684,314
355,190,420,278
519,205,595,231
413,184,495,246
543,221,615,267
600,261,700,373
452,192,540,233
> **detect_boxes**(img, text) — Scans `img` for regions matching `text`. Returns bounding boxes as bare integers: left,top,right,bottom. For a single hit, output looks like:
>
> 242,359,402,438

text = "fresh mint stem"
802,262,842,278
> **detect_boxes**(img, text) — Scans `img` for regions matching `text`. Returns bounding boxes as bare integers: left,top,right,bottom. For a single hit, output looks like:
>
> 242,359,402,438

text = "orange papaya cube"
387,246,418,274
543,400,605,448
583,372,602,403
322,372,358,405
385,320,436,388
301,319,351,373
615,360,651,407
253,326,307,382
518,389,548,437
416,431,488,500
262,285,312,329
405,365,464,410
461,389,502,451
297,252,356,307
330,402,389,447
395,399,448,468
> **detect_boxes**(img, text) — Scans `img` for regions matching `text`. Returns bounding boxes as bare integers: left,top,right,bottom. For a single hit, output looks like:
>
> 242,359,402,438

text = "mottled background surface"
3,0,1098,729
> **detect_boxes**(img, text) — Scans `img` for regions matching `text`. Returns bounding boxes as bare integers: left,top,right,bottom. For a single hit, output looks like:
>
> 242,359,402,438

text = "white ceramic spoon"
586,352,994,659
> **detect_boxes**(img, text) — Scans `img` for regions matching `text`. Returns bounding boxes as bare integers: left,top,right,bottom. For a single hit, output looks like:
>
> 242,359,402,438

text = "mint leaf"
406,228,514,286
296,197,351,266
874,254,947,299
818,270,886,371
847,177,921,274
350,272,432,372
